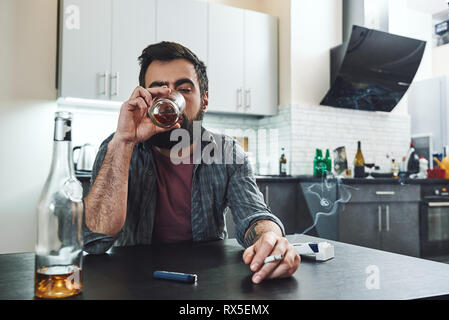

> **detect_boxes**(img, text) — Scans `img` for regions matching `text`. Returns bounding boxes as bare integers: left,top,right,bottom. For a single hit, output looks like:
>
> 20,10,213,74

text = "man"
84,41,300,284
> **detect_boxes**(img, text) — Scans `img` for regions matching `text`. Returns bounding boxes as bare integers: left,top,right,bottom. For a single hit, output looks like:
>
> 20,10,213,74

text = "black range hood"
320,25,426,112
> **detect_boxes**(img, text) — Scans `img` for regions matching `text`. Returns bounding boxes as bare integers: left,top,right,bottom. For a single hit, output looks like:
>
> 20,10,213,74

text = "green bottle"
324,149,332,174
313,149,324,177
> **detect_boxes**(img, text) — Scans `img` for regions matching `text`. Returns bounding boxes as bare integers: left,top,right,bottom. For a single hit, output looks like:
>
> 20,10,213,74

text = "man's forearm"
243,220,283,248
84,138,135,236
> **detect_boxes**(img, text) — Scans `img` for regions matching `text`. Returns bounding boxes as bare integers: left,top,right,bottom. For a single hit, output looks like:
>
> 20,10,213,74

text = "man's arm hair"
243,219,283,248
84,138,135,236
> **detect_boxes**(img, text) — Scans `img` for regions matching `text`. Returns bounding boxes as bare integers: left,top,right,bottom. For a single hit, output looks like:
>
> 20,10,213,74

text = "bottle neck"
49,141,74,178
49,117,74,178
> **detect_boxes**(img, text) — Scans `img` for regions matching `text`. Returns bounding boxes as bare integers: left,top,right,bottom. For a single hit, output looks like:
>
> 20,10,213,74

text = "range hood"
320,25,426,112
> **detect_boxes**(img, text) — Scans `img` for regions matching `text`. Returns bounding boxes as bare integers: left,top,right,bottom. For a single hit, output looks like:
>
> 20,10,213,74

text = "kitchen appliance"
420,184,449,261
321,25,426,112
73,143,97,172
409,76,449,157
412,134,433,169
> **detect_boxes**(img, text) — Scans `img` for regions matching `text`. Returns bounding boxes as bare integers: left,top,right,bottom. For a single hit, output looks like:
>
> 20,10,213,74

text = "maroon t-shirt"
151,147,194,244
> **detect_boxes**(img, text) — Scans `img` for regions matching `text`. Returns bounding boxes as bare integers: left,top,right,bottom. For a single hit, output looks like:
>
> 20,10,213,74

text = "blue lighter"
153,270,198,283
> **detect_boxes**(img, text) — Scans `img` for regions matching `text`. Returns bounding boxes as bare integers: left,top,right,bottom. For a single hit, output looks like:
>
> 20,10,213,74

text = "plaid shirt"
83,127,285,254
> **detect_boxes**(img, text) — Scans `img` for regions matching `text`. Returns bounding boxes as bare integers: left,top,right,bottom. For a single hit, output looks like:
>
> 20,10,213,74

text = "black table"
2,234,449,300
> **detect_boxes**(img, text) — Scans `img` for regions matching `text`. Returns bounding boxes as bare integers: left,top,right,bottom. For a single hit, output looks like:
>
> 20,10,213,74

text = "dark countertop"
76,171,448,185
2,234,449,300
255,175,449,185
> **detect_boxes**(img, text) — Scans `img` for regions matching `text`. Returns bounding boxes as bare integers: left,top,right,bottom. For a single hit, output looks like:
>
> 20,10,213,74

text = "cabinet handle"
237,88,243,109
378,205,382,232
111,72,120,96
245,89,251,109
99,71,109,96
428,202,449,207
265,185,269,207
376,191,395,196
386,205,390,232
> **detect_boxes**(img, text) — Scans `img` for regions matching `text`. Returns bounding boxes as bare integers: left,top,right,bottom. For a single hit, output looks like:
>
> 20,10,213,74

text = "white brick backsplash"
202,104,411,175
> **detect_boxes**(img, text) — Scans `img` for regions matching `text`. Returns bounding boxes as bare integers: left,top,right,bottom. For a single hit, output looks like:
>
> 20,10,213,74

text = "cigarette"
263,254,283,264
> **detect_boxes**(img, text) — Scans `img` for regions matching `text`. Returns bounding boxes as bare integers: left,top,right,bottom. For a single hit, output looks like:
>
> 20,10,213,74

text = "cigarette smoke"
301,172,356,236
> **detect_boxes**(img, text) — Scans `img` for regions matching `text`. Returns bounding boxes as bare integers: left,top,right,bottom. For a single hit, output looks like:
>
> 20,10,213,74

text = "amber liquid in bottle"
35,266,82,299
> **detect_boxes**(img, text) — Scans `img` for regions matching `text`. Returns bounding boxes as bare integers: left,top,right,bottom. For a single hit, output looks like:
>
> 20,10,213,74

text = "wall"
433,44,449,77
290,0,343,106
0,0,58,253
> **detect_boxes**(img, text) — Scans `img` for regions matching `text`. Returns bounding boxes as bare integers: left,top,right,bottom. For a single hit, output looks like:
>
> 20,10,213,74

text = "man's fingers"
249,233,278,272
265,247,300,280
130,86,152,105
243,246,255,265
251,238,289,283
129,86,171,105
127,97,148,117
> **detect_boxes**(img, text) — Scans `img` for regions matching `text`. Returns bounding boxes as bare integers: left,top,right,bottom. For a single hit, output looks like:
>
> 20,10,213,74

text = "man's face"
144,58,208,149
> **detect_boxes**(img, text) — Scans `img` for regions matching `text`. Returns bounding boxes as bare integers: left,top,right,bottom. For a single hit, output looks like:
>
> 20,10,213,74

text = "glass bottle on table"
35,111,84,299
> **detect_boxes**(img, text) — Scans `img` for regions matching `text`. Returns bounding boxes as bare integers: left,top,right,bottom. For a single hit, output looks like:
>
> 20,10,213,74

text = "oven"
420,185,449,260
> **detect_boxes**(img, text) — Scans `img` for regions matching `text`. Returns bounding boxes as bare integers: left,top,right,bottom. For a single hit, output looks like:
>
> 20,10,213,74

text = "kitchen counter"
2,234,449,300
76,171,448,185
255,175,449,185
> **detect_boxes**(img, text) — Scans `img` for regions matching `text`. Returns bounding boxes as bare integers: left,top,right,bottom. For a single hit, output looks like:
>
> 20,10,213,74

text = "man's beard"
147,105,205,150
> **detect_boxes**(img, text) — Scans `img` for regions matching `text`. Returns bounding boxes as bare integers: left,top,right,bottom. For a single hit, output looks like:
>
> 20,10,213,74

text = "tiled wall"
288,104,411,175
203,104,411,176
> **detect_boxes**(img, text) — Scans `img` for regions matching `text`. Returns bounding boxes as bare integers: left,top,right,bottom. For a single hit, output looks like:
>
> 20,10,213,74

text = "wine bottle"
279,147,287,176
354,141,365,178
35,111,84,299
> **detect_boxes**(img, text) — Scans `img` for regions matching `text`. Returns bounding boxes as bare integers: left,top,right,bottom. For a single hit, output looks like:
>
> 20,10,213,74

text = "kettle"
73,144,97,172
434,156,449,179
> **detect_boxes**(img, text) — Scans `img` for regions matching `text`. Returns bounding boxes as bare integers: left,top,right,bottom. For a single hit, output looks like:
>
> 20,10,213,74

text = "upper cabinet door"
110,0,156,102
156,0,208,64
244,10,278,116
60,0,112,100
208,4,245,114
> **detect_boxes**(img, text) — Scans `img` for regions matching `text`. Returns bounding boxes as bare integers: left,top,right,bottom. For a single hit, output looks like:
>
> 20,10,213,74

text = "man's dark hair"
138,41,208,98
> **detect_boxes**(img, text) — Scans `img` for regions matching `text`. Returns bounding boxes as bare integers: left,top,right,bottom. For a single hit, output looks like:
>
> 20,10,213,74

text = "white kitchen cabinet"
60,0,112,100
208,3,245,114
110,0,156,102
156,0,208,65
59,0,278,115
59,0,156,101
207,4,278,116
243,10,278,116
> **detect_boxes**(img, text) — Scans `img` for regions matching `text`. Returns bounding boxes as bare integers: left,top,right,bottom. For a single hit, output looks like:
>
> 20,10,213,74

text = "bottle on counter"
418,156,428,179
405,142,420,174
313,149,326,177
324,149,332,174
353,141,365,178
391,159,399,178
35,111,84,299
279,147,287,176
400,156,407,173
